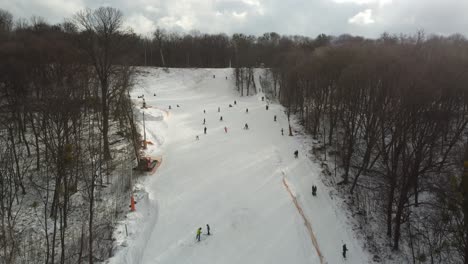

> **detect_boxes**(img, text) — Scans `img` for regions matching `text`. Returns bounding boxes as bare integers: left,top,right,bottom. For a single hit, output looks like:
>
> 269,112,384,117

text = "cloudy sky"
2,0,467,38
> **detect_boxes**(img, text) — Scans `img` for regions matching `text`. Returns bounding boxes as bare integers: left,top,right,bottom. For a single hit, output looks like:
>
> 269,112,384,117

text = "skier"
229,104,233,107
218,107,220,112
203,118,206,125
213,74,216,78
342,244,348,258
266,105,269,110
262,96,264,101
204,127,207,134
154,93,156,96
294,150,298,158
196,227,202,242
244,123,249,130
177,104,180,107
234,100,237,105
274,115,277,122
169,105,171,110
224,126,228,133
312,185,317,196
220,116,223,121
204,109,206,114
281,128,284,136
246,108,249,113
206,224,211,235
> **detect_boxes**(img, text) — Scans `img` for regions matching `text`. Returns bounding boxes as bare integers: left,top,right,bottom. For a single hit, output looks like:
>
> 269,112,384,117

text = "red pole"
130,195,136,212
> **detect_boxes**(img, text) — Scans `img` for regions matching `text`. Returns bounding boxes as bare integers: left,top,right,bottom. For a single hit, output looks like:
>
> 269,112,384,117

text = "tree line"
0,7,140,263
134,30,330,68
260,34,468,263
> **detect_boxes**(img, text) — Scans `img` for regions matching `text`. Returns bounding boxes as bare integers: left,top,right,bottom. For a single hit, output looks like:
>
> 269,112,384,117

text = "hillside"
109,68,371,264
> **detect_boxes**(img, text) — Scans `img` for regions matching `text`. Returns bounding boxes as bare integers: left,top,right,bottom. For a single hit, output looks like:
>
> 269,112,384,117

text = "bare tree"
74,7,126,160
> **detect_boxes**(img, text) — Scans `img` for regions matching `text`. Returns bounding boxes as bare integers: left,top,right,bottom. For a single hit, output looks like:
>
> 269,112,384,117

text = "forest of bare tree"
260,34,468,263
0,7,141,263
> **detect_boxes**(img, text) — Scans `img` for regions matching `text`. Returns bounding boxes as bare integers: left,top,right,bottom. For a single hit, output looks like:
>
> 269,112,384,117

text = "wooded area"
263,34,468,263
0,7,140,263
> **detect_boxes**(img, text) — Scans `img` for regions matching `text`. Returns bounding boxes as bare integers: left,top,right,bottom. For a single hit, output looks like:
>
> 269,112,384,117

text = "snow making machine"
134,156,160,174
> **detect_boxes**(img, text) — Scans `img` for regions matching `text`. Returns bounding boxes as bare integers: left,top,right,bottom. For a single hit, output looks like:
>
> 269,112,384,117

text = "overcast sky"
2,0,467,38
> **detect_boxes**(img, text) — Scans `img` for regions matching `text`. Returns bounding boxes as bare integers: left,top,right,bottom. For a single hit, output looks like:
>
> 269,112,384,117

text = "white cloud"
124,14,156,36
242,0,261,7
333,0,376,4
158,15,194,31
3,0,468,38
2,0,84,21
348,9,375,25
145,5,160,14
332,0,392,6
232,11,247,19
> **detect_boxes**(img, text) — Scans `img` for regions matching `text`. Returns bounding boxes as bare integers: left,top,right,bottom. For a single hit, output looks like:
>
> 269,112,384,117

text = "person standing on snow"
244,123,249,130
234,100,237,105
196,227,202,242
204,109,206,114
294,150,298,158
281,128,284,136
203,118,206,125
204,127,207,134
206,224,211,235
220,116,223,121
342,243,348,258
246,108,249,113
274,115,277,122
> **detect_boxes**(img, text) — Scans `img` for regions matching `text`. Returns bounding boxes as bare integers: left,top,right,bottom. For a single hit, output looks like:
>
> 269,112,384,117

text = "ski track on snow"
108,68,372,264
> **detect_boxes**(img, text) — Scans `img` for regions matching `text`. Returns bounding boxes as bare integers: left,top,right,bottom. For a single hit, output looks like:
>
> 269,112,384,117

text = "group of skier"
200,101,251,136
193,97,352,259
198,98,287,138
196,224,211,242
311,185,317,196
144,80,351,258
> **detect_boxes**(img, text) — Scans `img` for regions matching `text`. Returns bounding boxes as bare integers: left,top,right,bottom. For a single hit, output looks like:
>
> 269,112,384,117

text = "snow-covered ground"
108,68,372,264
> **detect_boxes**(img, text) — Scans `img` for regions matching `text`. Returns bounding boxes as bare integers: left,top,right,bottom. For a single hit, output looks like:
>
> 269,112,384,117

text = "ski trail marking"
282,176,325,264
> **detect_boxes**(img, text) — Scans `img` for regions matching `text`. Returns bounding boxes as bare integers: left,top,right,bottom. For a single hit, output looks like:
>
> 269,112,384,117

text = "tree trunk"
101,83,111,160
386,176,396,237
462,142,468,264
88,173,95,264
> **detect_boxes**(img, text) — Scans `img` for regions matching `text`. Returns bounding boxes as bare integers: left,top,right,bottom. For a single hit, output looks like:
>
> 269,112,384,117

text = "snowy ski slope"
109,68,372,264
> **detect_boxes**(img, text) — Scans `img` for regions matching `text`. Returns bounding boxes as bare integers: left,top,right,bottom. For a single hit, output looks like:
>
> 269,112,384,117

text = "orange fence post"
130,195,136,212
